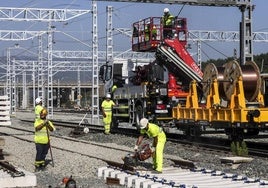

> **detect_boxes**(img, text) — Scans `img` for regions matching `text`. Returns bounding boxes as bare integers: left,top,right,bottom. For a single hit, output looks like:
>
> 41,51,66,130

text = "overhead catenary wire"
187,37,230,61
176,4,185,17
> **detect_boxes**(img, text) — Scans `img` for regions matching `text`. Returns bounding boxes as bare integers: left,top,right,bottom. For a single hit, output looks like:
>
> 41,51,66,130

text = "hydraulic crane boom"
97,0,253,64
156,38,203,84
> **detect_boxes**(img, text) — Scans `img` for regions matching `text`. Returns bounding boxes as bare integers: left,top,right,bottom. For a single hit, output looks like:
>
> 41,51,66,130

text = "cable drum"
202,63,225,98
223,60,261,102
244,61,261,101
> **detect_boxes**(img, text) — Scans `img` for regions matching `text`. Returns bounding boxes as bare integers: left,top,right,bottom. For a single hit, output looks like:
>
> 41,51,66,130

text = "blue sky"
0,0,267,61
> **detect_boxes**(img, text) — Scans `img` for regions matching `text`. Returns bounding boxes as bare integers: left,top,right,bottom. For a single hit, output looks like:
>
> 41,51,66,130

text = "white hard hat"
139,118,148,129
35,97,42,104
164,8,169,13
106,93,111,99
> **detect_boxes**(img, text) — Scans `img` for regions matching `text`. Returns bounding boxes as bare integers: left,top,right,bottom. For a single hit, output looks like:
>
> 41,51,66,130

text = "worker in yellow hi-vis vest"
34,108,55,171
134,118,166,173
162,8,174,39
101,93,115,134
35,98,43,122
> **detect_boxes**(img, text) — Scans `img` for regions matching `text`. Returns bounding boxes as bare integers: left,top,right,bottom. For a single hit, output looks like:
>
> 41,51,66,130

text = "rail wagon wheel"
184,124,201,138
244,128,260,137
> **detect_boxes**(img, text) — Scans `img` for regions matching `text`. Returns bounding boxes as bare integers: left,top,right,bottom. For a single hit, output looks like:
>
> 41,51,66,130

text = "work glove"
134,145,139,151
44,120,49,126
150,144,155,153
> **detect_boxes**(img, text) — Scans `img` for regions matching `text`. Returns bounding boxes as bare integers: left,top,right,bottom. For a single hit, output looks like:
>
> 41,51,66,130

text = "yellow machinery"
172,61,268,138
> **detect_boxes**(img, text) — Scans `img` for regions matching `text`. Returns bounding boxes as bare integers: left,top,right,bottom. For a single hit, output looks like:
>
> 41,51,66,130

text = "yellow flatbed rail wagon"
172,60,268,138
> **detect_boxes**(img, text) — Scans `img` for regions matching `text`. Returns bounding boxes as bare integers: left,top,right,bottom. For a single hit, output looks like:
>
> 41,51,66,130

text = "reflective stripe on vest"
102,100,114,112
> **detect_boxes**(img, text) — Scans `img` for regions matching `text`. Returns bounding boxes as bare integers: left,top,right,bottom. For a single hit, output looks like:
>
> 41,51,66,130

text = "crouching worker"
34,108,55,171
134,118,166,173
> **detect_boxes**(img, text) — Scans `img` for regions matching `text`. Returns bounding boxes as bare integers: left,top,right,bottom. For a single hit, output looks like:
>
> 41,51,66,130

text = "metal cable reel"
202,63,225,98
244,61,261,101
223,60,261,102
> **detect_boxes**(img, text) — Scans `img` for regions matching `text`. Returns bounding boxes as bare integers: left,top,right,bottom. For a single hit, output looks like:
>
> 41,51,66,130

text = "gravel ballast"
1,112,268,187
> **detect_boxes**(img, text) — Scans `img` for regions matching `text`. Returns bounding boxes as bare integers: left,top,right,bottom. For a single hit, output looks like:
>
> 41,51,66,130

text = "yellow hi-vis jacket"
101,100,115,113
140,123,166,140
162,13,174,27
34,119,55,144
35,105,43,121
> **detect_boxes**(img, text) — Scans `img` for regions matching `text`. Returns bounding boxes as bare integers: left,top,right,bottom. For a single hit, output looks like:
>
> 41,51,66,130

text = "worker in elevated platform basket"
144,21,157,42
34,97,43,122
111,84,117,99
162,8,174,39
134,118,166,173
34,108,55,171
101,93,115,134
144,22,150,42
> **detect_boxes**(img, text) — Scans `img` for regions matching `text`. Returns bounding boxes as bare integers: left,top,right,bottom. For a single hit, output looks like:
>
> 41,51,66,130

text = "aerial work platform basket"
132,16,188,52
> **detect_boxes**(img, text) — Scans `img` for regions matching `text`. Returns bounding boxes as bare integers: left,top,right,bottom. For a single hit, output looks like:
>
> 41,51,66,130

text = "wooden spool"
202,63,225,98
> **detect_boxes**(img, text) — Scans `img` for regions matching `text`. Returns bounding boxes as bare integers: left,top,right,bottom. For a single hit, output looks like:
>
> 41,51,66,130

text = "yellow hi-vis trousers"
103,112,112,134
153,131,166,172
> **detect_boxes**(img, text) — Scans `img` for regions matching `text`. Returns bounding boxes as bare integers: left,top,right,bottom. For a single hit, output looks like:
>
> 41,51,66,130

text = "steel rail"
17,118,268,158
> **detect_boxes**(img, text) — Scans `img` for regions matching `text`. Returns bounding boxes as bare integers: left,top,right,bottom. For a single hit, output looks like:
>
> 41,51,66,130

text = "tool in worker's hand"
135,144,154,161
46,125,54,167
59,175,76,188
123,144,153,165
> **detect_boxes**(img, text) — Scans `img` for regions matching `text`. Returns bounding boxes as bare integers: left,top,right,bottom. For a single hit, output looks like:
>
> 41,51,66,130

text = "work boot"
40,165,47,171
35,166,42,172
152,169,162,174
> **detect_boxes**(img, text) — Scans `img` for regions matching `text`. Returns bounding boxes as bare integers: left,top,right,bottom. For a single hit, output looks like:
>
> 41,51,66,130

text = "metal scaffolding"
37,34,45,106
91,1,100,123
1,1,268,121
0,7,90,117
105,6,114,94
0,30,46,41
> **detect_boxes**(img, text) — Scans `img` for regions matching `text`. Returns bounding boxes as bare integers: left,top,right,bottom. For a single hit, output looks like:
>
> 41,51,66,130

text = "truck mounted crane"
100,16,203,128
98,0,263,140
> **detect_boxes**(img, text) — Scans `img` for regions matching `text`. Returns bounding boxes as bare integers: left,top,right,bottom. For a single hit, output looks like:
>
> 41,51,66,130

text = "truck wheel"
111,117,119,129
135,105,143,127
185,125,201,138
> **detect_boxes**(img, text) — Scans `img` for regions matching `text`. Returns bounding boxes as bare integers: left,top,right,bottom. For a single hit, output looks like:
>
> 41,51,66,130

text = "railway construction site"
1,0,268,187
0,111,268,187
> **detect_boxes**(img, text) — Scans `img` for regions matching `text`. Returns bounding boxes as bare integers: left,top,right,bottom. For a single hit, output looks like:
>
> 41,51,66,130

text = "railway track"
1,114,268,187
0,121,185,168
1,123,267,188
19,118,268,158
0,124,130,161
0,121,195,181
